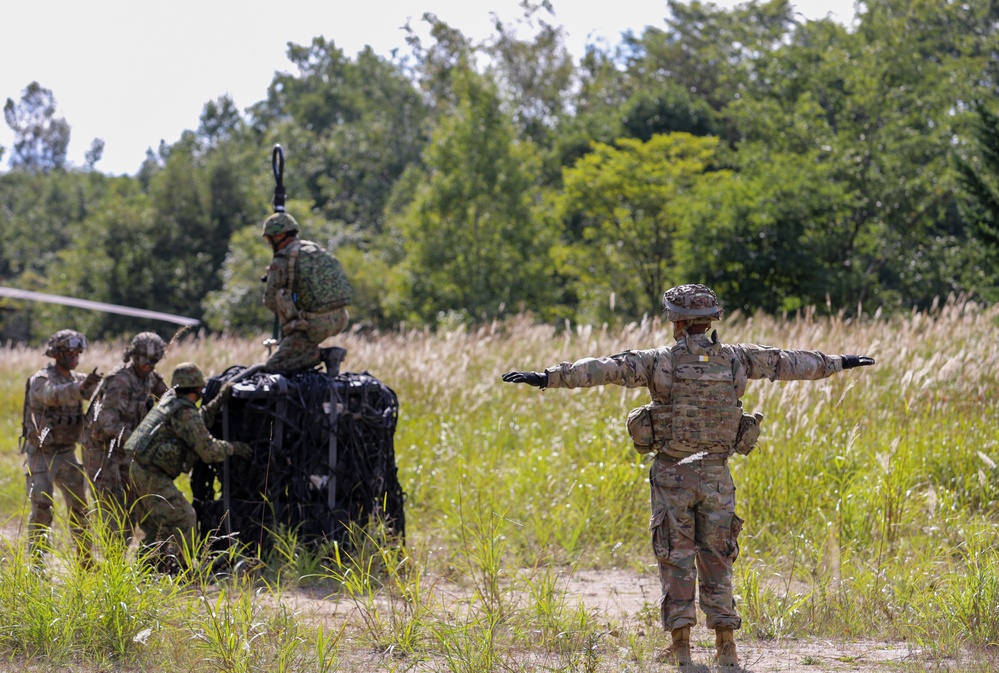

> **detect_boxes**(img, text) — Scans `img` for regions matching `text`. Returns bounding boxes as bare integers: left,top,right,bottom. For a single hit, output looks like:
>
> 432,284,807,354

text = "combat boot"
715,627,738,667
657,626,692,666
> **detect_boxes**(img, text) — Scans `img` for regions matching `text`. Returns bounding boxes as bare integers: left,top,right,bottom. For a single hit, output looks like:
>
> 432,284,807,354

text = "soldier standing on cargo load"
127,362,252,571
82,332,168,543
260,212,352,373
502,284,875,668
20,329,102,565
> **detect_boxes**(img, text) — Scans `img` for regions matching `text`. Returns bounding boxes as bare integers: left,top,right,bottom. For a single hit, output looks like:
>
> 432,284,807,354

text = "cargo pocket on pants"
650,509,671,560
727,514,744,563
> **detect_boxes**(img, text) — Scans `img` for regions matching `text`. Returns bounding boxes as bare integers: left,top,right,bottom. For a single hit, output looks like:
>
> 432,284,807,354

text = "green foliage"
955,103,999,296
681,147,856,313
4,0,999,336
393,66,554,323
202,223,274,334
555,132,726,320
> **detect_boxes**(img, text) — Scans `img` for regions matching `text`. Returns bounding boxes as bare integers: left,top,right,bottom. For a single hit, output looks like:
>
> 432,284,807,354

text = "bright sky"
0,0,855,176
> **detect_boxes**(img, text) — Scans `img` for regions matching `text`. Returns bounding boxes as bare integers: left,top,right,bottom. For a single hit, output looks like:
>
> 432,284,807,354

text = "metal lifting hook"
272,144,286,212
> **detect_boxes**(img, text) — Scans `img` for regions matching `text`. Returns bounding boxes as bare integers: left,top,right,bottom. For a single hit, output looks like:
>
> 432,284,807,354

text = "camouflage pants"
83,444,137,542
130,461,196,568
649,454,743,631
265,307,348,373
24,444,89,557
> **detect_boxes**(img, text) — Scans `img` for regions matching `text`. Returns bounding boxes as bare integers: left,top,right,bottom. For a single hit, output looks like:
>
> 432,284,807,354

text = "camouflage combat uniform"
22,363,93,558
82,363,167,538
544,334,844,632
127,389,243,566
263,237,351,372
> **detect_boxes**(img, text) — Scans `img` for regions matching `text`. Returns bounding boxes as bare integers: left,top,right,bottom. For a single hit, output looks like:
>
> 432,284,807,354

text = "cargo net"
191,363,405,555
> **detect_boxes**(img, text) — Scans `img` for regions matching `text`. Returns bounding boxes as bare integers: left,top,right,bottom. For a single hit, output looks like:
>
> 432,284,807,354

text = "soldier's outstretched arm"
736,344,875,382
504,350,658,390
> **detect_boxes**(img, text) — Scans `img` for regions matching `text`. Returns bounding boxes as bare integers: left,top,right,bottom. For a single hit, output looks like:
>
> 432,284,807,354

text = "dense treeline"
2,0,999,343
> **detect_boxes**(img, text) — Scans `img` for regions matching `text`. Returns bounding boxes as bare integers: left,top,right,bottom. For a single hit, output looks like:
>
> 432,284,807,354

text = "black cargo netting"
191,364,404,554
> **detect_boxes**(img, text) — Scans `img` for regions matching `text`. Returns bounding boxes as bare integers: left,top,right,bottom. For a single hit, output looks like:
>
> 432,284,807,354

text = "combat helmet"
126,332,166,364
171,362,206,389
662,284,723,323
45,329,87,357
261,212,299,237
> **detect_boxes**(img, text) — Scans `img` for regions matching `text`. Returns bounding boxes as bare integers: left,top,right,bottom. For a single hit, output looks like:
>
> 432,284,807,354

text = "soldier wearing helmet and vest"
260,212,352,373
126,362,252,571
82,332,169,544
20,329,102,565
503,284,875,667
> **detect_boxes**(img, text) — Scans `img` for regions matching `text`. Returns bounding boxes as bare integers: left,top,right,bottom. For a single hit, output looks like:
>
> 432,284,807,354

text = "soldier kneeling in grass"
503,284,875,667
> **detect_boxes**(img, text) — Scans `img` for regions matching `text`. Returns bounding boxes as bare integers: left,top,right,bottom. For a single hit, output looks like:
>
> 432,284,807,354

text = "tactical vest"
664,344,743,456
24,370,84,448
125,392,188,475
288,240,352,312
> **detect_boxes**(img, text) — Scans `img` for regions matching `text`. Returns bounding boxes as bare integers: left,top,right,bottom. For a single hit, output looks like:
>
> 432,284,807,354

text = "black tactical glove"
501,371,548,388
81,368,103,398
840,355,875,369
230,441,253,459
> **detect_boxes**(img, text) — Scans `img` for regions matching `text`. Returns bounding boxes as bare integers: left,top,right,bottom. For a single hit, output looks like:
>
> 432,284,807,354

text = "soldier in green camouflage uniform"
261,212,352,373
126,362,252,570
20,329,102,564
82,332,168,543
503,284,875,667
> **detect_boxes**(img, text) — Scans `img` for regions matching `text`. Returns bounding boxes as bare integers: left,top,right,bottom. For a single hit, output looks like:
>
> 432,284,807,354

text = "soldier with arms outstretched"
503,284,875,667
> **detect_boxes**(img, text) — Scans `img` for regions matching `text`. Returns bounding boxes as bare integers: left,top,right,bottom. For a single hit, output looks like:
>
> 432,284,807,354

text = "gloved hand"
230,441,253,459
840,355,875,369
501,371,548,388
81,368,103,398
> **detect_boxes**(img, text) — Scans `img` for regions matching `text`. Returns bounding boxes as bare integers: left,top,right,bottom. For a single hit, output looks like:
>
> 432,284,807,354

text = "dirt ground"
276,567,946,673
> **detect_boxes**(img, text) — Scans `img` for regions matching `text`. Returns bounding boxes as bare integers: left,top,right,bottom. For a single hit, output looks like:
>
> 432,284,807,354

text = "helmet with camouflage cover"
170,362,206,389
126,331,166,364
261,212,300,237
44,329,88,357
662,284,723,323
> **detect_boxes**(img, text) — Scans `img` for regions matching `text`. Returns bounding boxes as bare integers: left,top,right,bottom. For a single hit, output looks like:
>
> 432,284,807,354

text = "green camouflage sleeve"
732,343,843,381
172,406,237,464
95,372,131,442
263,253,288,315
545,349,659,389
31,371,83,406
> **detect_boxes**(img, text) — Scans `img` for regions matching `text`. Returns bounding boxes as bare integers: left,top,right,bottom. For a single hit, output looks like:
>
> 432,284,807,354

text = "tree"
392,67,553,323
484,0,576,146
956,104,999,250
555,133,725,320
3,82,71,173
250,39,427,237
84,138,105,170
725,0,999,308
680,147,856,314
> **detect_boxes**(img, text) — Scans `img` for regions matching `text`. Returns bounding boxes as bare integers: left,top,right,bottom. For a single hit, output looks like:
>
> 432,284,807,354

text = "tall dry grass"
0,297,997,669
